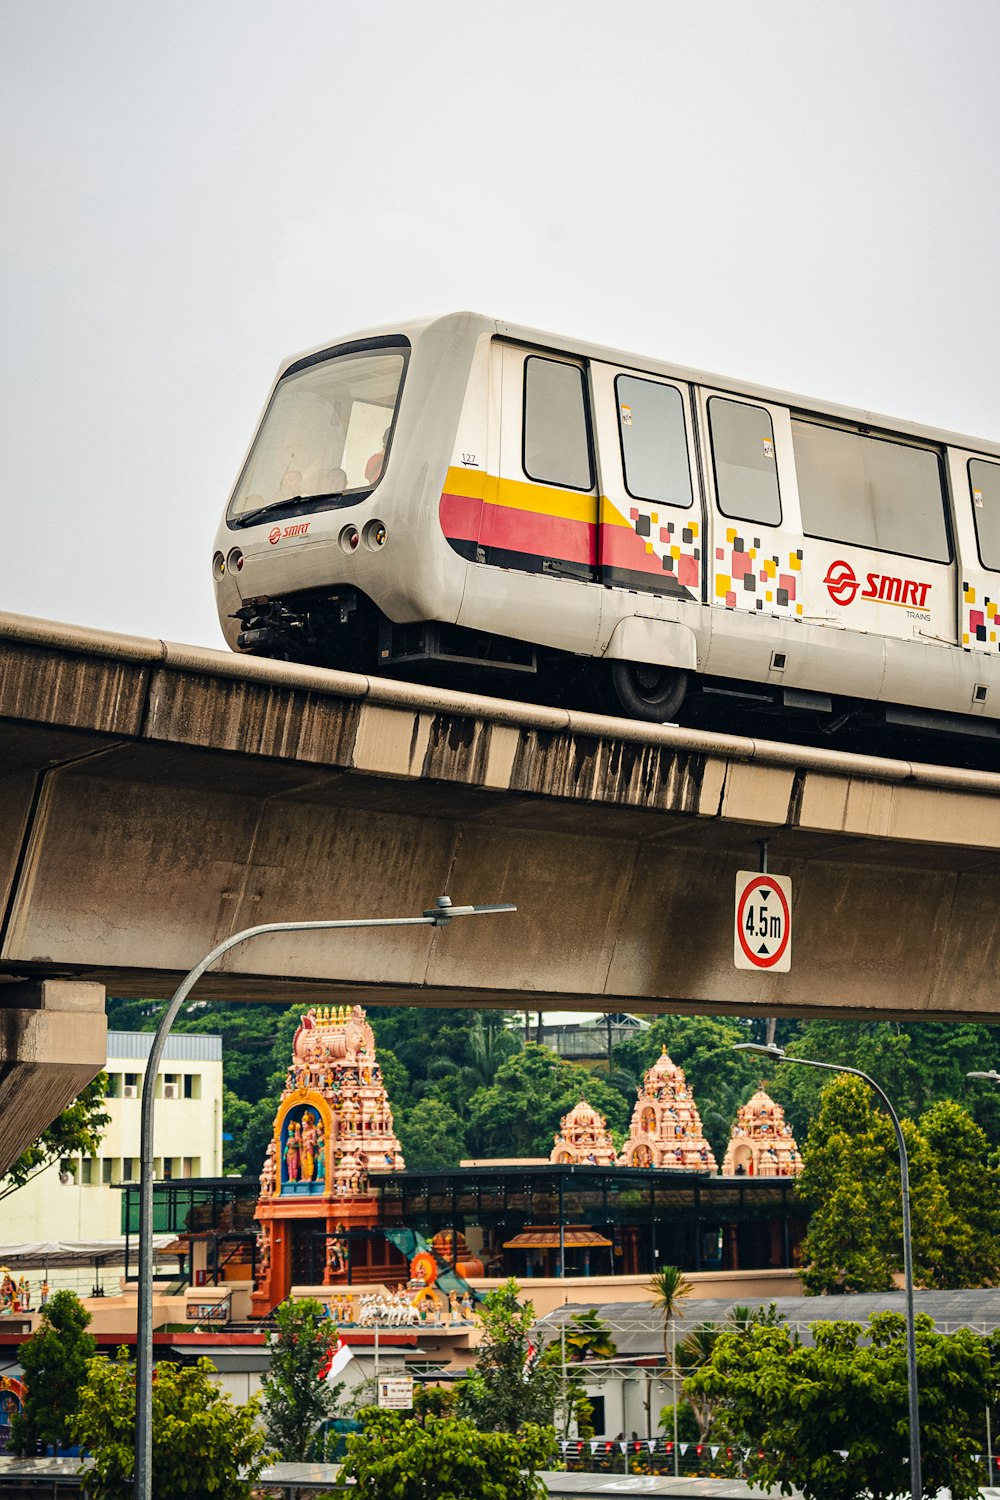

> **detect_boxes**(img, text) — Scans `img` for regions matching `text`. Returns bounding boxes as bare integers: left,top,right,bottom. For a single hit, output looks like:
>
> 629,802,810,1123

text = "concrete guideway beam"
0,980,107,1177
0,611,999,1025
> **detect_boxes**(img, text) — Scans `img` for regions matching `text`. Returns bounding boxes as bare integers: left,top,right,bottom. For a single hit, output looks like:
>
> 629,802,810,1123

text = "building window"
105,1073,121,1099
162,1073,181,1100
101,1159,115,1185
522,356,593,491
123,1072,140,1099
163,1157,175,1181
183,1074,200,1100
80,1157,94,1185
971,458,1000,572
793,418,948,562
122,1158,134,1183
616,375,692,509
709,397,782,526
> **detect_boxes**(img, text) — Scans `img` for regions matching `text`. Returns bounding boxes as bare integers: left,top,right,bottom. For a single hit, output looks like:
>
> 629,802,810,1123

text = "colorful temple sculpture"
618,1047,717,1171
721,1087,802,1177
550,1098,618,1166
252,1005,408,1315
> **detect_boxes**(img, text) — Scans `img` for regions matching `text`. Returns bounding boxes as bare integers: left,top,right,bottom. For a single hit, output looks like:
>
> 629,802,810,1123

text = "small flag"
521,1341,538,1381
318,1335,353,1383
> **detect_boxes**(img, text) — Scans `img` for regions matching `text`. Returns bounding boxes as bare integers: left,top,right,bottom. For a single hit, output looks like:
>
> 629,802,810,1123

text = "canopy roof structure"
504,1227,613,1250
0,1237,177,1271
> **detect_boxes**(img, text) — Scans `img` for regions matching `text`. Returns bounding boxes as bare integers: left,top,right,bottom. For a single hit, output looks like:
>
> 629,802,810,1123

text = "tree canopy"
795,1074,999,1292
259,1296,345,1461
10,1290,96,1455
342,1409,555,1500
0,1076,110,1204
72,1350,266,1500
455,1278,559,1434
685,1311,998,1500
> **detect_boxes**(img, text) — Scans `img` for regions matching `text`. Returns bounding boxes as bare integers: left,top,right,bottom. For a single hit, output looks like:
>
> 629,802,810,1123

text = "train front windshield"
227,346,407,521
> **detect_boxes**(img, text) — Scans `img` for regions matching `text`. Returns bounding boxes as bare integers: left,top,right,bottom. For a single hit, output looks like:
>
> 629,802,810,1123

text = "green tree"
795,1074,951,1294
10,1290,96,1455
918,1097,1000,1287
260,1297,345,1462
397,1097,468,1171
72,1349,266,1499
766,1019,1000,1150
685,1312,998,1500
343,1409,555,1499
466,1045,628,1157
456,1278,559,1434
0,1077,109,1204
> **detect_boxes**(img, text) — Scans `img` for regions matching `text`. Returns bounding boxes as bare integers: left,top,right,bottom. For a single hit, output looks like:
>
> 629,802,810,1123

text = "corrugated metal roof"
536,1289,1000,1356
106,1031,222,1062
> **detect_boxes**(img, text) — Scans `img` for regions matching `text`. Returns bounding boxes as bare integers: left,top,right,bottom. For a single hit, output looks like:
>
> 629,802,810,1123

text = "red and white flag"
318,1336,354,1384
521,1342,537,1381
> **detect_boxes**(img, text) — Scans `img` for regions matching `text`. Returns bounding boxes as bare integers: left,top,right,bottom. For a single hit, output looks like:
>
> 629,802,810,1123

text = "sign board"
377,1376,414,1410
734,871,792,972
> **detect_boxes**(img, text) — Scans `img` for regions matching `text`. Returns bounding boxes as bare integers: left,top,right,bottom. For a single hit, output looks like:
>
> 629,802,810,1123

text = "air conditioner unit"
123,1085,138,1099
163,1083,179,1100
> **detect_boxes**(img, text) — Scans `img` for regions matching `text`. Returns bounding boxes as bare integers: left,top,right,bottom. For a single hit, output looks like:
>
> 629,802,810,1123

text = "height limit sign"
734,870,792,972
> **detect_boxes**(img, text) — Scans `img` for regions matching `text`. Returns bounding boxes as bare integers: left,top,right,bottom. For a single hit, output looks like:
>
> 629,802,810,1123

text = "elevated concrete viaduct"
1,610,999,1168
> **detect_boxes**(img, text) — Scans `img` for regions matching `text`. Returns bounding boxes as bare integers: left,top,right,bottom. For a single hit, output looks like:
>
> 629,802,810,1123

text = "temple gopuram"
251,1004,408,1314
619,1047,717,1171
721,1087,802,1177
550,1099,618,1166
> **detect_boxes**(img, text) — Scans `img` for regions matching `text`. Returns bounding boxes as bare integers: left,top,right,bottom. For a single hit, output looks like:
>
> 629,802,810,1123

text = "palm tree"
647,1265,694,1472
646,1264,694,1364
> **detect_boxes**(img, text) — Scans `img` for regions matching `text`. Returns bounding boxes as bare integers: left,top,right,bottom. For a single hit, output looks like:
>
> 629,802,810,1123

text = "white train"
213,313,1000,731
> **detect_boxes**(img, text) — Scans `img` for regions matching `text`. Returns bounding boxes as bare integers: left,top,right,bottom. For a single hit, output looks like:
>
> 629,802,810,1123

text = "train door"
588,363,702,600
493,344,600,583
948,449,1000,714
698,389,812,687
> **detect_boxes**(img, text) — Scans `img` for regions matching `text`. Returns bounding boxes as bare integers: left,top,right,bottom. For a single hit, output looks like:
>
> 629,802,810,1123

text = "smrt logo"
823,558,931,612
267,521,311,546
823,560,859,605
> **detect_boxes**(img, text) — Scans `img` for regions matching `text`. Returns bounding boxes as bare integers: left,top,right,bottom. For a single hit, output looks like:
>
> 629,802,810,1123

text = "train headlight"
212,552,226,580
363,520,388,550
339,525,361,554
226,547,244,573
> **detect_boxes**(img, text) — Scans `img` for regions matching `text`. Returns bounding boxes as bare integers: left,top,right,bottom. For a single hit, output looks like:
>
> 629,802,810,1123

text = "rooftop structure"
619,1048,717,1172
721,1088,802,1177
252,1005,407,1312
550,1099,617,1167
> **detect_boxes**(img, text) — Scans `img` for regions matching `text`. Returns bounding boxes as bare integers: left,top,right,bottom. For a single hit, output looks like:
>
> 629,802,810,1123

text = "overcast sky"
2,2,998,650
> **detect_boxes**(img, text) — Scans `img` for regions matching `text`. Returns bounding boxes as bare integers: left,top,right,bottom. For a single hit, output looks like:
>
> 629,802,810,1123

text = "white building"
1,1031,223,1247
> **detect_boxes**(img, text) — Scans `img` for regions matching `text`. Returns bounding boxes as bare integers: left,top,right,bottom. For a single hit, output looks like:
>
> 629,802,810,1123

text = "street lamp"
967,1070,1000,1083
733,1041,922,1500
135,895,515,1500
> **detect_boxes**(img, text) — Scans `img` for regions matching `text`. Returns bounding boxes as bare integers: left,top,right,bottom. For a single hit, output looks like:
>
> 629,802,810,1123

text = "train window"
616,376,692,509
970,459,1000,572
708,398,782,526
793,419,949,563
522,357,593,491
227,345,408,521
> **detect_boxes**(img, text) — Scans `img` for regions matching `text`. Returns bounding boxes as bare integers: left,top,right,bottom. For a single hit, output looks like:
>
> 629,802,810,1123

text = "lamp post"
733,1042,922,1500
967,1070,1000,1084
135,895,514,1500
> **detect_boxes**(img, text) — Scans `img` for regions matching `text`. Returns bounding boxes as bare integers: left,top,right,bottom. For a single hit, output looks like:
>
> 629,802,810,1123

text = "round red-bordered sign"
736,876,791,969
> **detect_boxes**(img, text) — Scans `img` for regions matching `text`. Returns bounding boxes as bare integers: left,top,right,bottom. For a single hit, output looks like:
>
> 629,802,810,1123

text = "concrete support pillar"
0,979,107,1177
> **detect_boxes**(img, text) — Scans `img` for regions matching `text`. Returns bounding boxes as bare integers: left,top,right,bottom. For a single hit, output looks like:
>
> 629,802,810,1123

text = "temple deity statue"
618,1047,717,1171
284,1121,302,1182
300,1111,320,1181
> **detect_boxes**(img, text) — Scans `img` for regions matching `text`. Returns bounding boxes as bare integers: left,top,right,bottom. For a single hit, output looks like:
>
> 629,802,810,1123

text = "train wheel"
608,661,689,722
